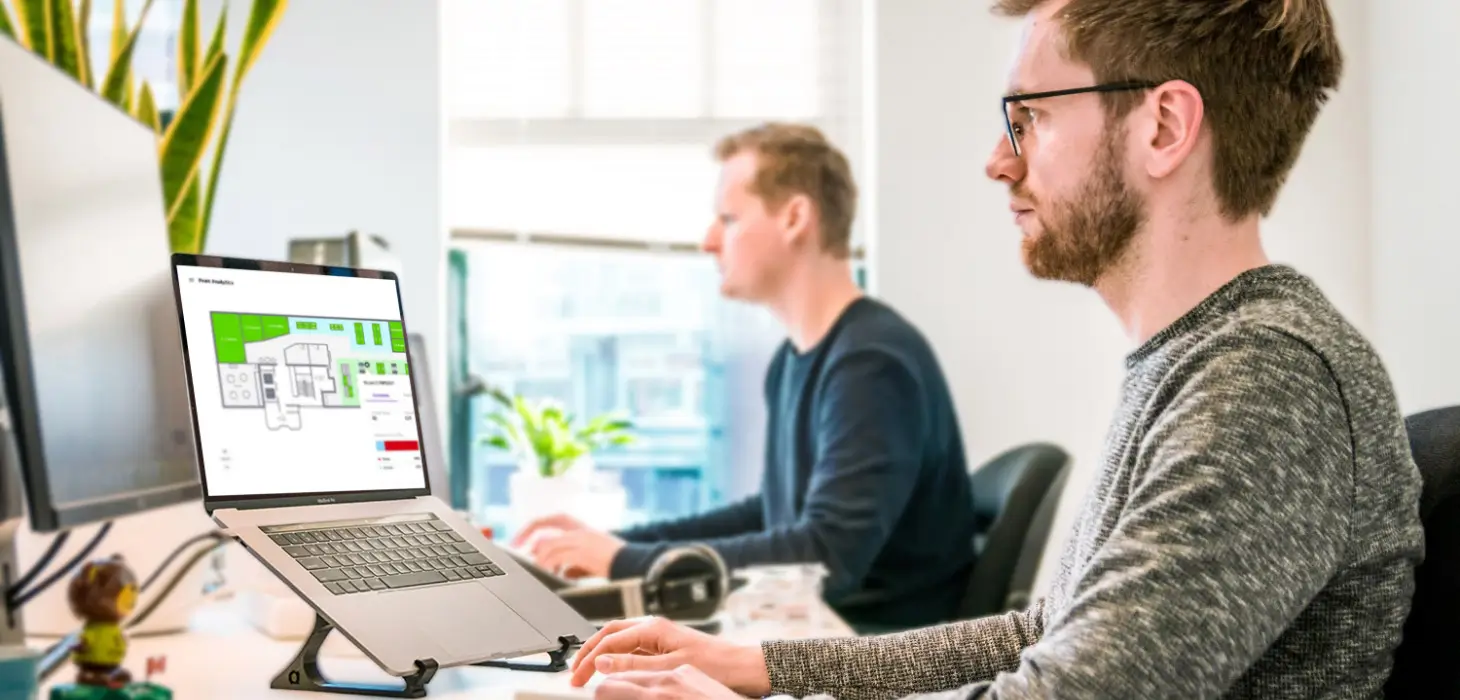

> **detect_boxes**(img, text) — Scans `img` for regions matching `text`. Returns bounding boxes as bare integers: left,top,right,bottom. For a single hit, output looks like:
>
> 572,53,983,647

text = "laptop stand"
272,611,584,696
474,634,580,673
272,612,438,698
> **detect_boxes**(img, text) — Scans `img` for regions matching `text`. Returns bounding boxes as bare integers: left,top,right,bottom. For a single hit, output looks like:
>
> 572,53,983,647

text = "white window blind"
442,0,866,250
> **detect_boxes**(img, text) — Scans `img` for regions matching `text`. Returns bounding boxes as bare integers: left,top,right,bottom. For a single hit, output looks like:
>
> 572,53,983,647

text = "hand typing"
511,513,626,579
570,617,771,697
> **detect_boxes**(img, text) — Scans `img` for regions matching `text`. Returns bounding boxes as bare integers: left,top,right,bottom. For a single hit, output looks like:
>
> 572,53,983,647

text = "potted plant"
480,387,635,528
0,0,288,254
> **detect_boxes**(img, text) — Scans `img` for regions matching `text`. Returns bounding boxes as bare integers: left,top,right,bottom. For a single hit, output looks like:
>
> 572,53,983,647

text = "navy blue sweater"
610,297,978,631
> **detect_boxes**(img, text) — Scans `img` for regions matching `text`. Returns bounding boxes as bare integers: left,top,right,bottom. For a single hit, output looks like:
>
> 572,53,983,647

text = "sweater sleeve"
612,494,764,544
763,600,1046,700
764,329,1358,699
608,348,929,598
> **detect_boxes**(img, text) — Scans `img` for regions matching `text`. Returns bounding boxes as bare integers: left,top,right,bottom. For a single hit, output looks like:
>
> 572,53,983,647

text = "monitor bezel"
0,60,204,533
170,253,433,514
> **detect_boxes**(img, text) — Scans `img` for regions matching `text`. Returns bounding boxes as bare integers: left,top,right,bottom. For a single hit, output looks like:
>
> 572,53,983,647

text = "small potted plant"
480,387,634,528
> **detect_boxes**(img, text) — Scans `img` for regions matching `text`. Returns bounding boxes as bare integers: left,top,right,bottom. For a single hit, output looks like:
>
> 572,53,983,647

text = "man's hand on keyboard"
528,528,624,580
513,514,625,580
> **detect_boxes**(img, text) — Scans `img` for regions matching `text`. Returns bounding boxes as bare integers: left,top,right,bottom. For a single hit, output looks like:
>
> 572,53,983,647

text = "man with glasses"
553,0,1426,698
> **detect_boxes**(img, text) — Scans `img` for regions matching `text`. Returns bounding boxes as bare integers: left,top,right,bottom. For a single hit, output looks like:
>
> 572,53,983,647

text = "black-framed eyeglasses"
1001,81,1158,156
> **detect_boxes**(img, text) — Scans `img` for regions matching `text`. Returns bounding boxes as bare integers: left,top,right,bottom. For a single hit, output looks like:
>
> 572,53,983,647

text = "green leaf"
159,50,226,252
105,0,121,58
176,0,199,96
99,0,153,108
0,2,18,42
45,0,82,81
15,0,47,55
484,435,510,451
76,0,92,88
135,79,159,132
198,0,288,255
167,177,200,253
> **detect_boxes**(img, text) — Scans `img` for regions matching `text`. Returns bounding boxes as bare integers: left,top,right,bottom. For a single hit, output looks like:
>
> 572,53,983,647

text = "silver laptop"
168,254,596,677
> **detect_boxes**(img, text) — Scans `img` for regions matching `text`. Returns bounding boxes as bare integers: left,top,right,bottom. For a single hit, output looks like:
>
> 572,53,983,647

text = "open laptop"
169,254,596,677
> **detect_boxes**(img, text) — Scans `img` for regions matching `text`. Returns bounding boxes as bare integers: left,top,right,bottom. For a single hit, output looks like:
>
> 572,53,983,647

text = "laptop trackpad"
399,584,550,660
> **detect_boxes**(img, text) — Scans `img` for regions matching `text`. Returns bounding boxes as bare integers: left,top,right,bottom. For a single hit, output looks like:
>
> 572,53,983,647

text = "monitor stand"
1,519,22,647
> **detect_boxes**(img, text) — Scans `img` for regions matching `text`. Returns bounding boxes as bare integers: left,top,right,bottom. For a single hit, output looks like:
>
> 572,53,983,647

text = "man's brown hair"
714,122,858,258
994,0,1343,220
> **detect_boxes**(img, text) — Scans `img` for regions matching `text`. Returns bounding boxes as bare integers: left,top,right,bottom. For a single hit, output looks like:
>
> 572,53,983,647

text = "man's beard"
1019,127,1146,287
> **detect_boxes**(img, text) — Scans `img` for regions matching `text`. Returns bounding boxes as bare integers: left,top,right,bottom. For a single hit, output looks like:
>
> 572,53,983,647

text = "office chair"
1384,405,1460,698
956,442,1070,619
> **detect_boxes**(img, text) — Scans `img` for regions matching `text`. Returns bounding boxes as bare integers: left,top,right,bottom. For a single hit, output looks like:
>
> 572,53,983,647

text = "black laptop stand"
272,611,582,697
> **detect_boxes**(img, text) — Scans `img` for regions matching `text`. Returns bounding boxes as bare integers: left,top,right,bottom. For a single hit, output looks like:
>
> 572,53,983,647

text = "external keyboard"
263,514,504,596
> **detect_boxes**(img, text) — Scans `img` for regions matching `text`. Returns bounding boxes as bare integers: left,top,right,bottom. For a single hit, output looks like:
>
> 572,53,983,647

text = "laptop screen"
174,263,428,500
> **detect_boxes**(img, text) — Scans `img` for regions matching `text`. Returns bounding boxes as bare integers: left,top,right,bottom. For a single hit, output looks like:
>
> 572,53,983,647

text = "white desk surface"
34,595,854,699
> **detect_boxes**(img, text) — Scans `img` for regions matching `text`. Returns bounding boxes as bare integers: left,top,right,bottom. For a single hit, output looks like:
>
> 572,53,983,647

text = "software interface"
175,265,427,497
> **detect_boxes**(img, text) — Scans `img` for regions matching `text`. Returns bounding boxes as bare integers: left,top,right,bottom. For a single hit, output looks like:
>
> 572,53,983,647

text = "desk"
35,593,853,698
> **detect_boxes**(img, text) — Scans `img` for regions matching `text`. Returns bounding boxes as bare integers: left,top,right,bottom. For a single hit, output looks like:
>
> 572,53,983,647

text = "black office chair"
956,442,1070,619
1385,406,1460,698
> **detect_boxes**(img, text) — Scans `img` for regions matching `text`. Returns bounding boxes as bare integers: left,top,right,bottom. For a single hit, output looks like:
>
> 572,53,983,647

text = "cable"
4,530,70,598
126,537,224,631
6,521,112,609
138,530,226,592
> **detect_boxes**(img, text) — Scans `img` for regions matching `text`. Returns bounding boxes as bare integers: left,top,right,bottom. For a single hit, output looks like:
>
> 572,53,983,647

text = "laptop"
168,254,597,677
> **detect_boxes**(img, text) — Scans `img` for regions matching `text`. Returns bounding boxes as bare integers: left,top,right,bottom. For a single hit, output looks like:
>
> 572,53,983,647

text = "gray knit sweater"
762,265,1425,699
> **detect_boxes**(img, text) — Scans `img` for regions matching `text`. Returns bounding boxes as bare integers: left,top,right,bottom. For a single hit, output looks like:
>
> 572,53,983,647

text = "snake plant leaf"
168,178,201,253
106,0,121,58
76,0,92,88
177,0,199,96
198,0,287,254
0,2,16,41
47,0,84,83
159,51,226,251
99,0,153,108
14,0,47,55
135,80,159,133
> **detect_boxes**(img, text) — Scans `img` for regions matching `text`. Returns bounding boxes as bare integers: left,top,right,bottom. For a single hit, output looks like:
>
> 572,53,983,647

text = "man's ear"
778,193,815,247
1143,80,1204,179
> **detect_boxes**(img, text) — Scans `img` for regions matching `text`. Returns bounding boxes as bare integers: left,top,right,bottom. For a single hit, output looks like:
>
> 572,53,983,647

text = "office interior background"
34,0,1459,599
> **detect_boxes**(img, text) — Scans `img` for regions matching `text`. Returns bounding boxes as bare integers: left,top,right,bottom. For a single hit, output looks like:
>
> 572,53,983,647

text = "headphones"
641,543,729,621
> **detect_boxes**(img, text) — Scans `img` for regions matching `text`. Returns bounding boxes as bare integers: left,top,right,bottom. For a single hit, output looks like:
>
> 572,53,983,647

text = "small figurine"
67,555,137,688
48,555,172,700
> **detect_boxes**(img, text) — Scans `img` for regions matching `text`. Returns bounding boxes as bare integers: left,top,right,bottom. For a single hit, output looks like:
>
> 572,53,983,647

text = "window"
442,0,865,533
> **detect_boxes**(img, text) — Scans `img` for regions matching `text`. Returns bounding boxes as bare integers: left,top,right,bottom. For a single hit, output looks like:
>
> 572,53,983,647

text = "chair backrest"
957,442,1070,619
1385,406,1460,698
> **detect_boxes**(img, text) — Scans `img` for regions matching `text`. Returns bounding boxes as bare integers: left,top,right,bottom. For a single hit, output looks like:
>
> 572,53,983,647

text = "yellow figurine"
65,555,138,689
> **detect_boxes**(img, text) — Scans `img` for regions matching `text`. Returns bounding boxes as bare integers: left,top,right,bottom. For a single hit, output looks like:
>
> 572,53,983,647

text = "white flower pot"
507,455,627,534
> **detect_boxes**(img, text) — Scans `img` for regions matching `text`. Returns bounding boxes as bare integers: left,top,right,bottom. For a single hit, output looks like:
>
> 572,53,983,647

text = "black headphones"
641,543,729,621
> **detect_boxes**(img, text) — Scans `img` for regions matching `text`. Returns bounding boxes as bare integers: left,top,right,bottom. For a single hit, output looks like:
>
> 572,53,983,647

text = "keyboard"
263,515,505,596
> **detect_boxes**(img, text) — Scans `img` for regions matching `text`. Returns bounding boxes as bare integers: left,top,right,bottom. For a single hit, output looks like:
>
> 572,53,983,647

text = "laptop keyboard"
263,515,505,596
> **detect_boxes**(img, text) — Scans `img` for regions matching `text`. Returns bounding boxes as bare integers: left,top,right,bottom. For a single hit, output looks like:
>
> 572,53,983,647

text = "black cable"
126,537,225,629
4,530,69,598
138,530,226,592
7,521,112,609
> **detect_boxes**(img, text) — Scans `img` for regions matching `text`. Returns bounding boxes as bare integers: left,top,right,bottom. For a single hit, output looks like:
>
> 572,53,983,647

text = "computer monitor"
406,333,450,506
0,35,200,533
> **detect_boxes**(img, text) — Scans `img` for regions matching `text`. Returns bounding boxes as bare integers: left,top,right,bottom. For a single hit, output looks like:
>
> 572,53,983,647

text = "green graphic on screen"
209,312,410,430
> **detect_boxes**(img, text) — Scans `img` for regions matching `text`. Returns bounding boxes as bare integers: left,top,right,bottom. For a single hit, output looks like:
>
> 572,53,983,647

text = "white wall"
865,0,1374,595
1370,1,1460,416
202,0,447,419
